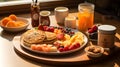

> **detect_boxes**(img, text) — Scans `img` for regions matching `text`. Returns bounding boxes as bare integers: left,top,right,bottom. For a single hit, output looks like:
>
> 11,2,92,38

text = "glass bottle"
31,2,40,27
40,11,51,26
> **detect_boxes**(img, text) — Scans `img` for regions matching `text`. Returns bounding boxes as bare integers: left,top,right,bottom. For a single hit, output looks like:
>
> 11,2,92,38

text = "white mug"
54,7,69,25
65,16,76,28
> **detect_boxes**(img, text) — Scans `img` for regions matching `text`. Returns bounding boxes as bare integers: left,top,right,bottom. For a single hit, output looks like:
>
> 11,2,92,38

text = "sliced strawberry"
38,25,44,30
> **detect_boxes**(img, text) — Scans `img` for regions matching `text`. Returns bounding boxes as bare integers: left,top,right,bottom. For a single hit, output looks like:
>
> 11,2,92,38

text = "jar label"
98,34,115,48
42,20,49,25
33,13,39,20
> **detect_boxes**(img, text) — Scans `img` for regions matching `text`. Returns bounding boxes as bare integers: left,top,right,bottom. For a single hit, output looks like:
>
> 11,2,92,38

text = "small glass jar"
40,11,51,26
31,2,40,27
98,25,116,48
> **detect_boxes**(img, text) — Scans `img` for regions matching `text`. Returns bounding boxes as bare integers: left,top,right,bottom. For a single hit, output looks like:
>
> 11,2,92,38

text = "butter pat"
64,16,76,28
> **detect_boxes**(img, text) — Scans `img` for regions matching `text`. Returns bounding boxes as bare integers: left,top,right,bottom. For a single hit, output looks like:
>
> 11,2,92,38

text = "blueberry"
66,28,71,31
89,32,98,39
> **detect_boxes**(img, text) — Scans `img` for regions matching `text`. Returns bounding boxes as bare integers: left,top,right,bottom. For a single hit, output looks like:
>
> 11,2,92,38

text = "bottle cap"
98,25,116,34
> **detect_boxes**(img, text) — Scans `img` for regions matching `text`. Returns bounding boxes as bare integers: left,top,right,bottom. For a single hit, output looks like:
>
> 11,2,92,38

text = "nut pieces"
85,46,104,57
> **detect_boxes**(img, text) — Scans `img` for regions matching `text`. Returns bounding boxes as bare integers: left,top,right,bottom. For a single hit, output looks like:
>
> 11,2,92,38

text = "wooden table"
0,12,120,67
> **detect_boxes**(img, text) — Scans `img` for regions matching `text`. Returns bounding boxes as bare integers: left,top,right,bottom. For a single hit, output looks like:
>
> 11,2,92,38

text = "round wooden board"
13,36,120,66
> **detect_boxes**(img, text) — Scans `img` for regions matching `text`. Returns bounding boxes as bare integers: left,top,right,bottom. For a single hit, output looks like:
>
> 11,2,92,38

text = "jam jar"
40,11,51,26
31,2,40,27
98,25,116,48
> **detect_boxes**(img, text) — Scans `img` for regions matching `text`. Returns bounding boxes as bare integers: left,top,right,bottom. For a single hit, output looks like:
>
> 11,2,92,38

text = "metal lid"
98,25,116,34
40,11,51,16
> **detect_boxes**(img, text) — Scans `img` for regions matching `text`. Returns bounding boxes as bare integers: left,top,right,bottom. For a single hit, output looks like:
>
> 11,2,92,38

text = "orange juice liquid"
78,10,94,32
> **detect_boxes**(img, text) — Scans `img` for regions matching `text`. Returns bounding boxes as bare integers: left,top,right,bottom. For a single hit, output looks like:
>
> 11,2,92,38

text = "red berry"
43,26,48,31
92,25,98,32
88,25,98,33
88,29,94,33
45,27,53,32
38,25,44,30
49,27,54,32
74,43,80,48
58,48,64,52
56,33,65,40
69,45,76,50
63,46,69,51
70,31,75,34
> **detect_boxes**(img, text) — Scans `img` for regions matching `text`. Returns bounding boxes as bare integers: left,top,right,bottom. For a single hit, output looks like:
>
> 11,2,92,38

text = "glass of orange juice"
77,3,95,32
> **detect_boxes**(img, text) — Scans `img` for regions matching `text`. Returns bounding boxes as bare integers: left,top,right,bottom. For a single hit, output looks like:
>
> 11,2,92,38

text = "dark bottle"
31,2,40,27
40,11,51,26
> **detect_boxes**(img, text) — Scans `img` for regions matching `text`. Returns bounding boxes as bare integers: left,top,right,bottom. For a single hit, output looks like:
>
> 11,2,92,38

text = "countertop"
0,12,120,67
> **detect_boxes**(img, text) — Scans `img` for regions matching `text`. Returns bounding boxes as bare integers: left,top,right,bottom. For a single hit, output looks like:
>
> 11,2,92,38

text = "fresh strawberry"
69,45,76,50
63,46,69,51
49,27,54,32
45,27,53,32
58,48,64,52
56,33,65,40
43,26,48,31
88,29,94,33
70,31,75,34
88,25,98,33
38,25,44,30
74,43,80,48
92,25,98,32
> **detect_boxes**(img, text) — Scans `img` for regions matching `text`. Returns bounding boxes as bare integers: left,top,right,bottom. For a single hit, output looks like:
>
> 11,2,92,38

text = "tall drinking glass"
78,3,95,32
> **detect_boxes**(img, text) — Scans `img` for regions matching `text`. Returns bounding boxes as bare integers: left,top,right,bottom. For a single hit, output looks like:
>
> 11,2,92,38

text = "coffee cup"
54,7,69,25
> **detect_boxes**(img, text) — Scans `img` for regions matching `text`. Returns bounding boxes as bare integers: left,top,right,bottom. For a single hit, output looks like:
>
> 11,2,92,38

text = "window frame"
0,0,84,15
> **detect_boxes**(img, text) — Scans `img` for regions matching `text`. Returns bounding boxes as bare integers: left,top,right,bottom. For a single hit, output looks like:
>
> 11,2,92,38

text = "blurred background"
86,0,120,18
0,0,120,18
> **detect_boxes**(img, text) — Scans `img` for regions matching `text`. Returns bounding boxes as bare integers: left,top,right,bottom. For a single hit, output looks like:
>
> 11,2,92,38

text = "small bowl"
85,45,104,58
0,17,29,32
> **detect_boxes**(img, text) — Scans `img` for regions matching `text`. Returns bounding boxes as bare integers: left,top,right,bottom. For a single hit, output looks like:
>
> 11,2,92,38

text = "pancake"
43,39,57,44
44,31,56,41
22,29,45,44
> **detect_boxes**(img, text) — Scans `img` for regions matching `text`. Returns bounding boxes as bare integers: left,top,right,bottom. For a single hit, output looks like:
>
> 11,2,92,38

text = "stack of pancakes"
21,29,57,47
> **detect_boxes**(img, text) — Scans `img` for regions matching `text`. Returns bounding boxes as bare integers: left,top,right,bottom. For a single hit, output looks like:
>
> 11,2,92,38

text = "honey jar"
40,11,51,26
98,25,116,48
